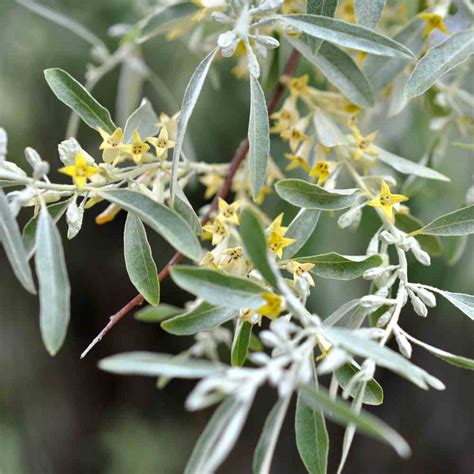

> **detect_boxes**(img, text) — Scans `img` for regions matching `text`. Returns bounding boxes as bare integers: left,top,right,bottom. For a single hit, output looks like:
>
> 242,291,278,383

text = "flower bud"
414,287,437,307
360,295,388,310
255,35,280,49
366,231,380,255
408,290,428,317
66,200,84,240
394,328,412,358
379,230,397,244
411,243,431,266
363,266,388,280
376,310,392,327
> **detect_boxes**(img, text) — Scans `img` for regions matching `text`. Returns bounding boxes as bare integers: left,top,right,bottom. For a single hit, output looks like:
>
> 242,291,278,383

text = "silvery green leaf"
413,204,474,236
394,213,442,256
162,303,237,335
283,208,321,259
98,189,202,261
313,109,348,146
364,18,425,92
170,48,218,205
22,200,69,258
174,185,202,235
170,266,267,309
300,385,410,457
239,208,277,287
99,351,221,378
295,388,329,474
253,397,290,474
134,303,181,323
323,328,445,390
295,253,383,280
275,179,359,210
123,98,159,143
427,287,474,320
231,320,252,368
248,75,270,199
66,200,84,240
324,299,361,326
444,235,468,266
185,397,251,474
0,128,7,161
288,37,374,107
407,335,474,370
35,206,71,355
57,137,92,166
355,0,386,29
335,363,384,405
375,146,449,181
44,68,116,133
124,213,160,306
405,29,474,99
307,0,338,17
278,15,414,58
0,189,36,294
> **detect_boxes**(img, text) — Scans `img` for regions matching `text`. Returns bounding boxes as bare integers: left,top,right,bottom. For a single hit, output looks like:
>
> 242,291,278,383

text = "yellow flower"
338,0,355,22
202,217,229,245
218,198,241,225
200,251,220,269
255,185,272,205
270,96,299,133
418,12,449,38
285,153,310,172
316,335,332,361
200,172,225,199
287,260,315,287
97,127,126,164
222,246,243,265
351,126,378,161
281,126,309,153
257,292,283,319
267,214,295,258
147,126,176,160
289,74,310,97
155,112,179,140
367,180,409,222
310,161,333,185
123,130,150,164
58,152,99,190
95,203,121,225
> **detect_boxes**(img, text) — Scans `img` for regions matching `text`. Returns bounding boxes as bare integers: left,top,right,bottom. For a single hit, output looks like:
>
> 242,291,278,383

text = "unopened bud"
412,244,431,266
360,295,388,310
376,310,392,327
408,290,428,317
366,231,380,255
414,287,437,307
394,327,412,358
379,230,397,244
363,266,388,280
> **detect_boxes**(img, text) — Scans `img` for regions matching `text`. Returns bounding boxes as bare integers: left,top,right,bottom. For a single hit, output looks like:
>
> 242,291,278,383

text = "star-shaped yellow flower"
59,152,99,190
124,130,150,164
98,127,124,150
217,198,241,225
310,160,333,185
200,251,220,270
200,172,225,199
351,126,379,161
367,180,409,222
289,74,311,97
270,96,299,134
285,153,310,172
287,260,316,286
281,126,309,153
418,12,449,38
202,217,229,245
257,292,283,319
155,112,179,140
267,214,295,258
147,126,176,160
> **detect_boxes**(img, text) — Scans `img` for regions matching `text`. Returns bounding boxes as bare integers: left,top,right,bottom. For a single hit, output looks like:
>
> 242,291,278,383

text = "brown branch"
80,50,301,359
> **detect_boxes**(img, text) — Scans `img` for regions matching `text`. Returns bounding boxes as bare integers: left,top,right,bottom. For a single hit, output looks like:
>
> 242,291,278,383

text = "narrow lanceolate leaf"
425,287,474,320
304,0,339,53
44,68,116,133
355,0,386,29
364,18,425,92
231,320,252,368
375,147,449,182
253,397,291,474
123,98,159,143
275,179,359,211
412,204,474,236
124,213,160,306
295,389,329,474
313,109,348,147
296,253,383,280
405,29,474,99
444,235,468,266
394,213,442,257
288,36,374,107
407,335,474,370
323,328,445,390
335,363,384,405
170,266,266,309
99,352,221,378
170,48,218,205
174,185,202,235
278,15,414,59
134,303,181,323
185,397,251,474
300,385,410,458
283,209,321,259
99,190,201,261
240,208,277,287
0,189,36,294
35,207,71,356
248,75,270,200
162,303,237,336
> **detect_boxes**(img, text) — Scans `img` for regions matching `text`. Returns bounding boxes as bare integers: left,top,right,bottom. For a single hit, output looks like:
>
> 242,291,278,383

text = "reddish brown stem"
80,50,301,359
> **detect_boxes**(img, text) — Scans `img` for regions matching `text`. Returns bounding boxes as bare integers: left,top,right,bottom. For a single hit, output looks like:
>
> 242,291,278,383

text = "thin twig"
80,50,301,359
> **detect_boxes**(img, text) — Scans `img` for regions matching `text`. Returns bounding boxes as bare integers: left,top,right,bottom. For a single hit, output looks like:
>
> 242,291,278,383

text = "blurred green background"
0,1,473,473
